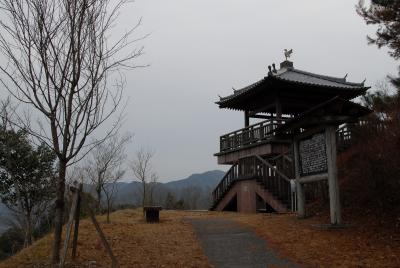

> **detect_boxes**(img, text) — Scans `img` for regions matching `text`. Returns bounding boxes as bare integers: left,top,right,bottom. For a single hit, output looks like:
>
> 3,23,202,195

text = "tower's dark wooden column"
244,110,250,127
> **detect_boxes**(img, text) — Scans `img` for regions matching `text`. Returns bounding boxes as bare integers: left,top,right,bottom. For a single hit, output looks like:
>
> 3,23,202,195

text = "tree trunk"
96,186,102,213
51,160,67,265
106,202,110,224
142,181,146,216
24,211,33,247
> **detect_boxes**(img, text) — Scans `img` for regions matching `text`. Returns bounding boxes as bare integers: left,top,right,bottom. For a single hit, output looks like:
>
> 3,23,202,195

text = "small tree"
148,173,159,206
0,129,56,247
164,192,176,210
85,133,132,212
184,186,202,210
130,148,155,215
102,168,125,223
0,1,143,262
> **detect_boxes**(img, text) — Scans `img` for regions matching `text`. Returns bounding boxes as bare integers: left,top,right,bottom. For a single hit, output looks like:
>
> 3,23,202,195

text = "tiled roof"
217,65,368,104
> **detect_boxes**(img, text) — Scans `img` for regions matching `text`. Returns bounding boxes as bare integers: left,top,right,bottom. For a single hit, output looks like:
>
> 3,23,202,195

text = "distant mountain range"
86,169,225,209
0,170,225,234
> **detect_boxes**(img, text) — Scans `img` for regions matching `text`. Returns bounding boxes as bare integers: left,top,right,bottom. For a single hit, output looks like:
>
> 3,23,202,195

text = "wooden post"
244,111,250,127
325,126,342,225
71,183,83,259
86,204,119,268
60,184,80,268
275,97,282,124
293,140,305,218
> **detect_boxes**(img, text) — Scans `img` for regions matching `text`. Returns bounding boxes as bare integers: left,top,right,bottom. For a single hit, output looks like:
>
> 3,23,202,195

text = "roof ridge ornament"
268,65,272,76
272,63,277,73
284,48,293,61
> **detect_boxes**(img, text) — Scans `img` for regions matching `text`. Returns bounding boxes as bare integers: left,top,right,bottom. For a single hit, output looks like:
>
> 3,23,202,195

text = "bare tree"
130,148,155,215
84,133,132,217
102,168,124,223
148,173,159,206
183,186,202,210
0,0,143,263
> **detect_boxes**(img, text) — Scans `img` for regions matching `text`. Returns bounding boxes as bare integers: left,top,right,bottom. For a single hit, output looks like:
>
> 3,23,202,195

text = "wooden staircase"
210,153,295,212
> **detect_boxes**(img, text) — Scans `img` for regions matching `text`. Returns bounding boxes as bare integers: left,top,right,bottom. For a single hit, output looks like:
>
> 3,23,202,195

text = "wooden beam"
298,173,328,184
248,103,275,116
249,114,272,119
84,196,119,268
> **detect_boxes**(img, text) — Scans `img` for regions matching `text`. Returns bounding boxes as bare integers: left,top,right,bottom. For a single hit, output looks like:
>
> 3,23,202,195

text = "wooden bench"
144,206,162,223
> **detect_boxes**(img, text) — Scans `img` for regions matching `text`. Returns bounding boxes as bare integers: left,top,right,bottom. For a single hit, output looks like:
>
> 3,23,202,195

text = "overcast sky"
1,0,390,183
108,0,397,182
111,0,398,182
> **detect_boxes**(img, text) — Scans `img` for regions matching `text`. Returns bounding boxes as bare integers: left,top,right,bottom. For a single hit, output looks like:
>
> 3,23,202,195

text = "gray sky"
112,0,397,182
0,0,397,183
94,1,399,181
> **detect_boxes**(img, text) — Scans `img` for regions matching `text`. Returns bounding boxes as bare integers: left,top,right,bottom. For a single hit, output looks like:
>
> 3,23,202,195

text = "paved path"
188,218,299,268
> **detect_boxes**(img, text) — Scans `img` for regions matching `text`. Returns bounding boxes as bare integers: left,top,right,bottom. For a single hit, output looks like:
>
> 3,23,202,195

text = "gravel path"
188,218,299,268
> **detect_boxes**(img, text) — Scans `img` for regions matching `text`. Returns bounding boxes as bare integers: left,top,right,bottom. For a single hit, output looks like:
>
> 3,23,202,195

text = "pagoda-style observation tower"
211,60,369,213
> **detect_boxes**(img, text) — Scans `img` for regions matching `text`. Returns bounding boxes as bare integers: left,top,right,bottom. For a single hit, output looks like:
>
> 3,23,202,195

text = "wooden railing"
336,120,386,151
219,118,287,152
211,153,296,211
254,155,294,211
212,163,239,205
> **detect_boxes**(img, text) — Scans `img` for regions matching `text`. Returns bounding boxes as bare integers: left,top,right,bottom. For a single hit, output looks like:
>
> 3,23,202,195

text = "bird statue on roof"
284,49,293,61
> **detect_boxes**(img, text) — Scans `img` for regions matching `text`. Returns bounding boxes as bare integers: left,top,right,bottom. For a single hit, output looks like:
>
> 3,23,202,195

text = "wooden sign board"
293,126,341,225
298,132,327,176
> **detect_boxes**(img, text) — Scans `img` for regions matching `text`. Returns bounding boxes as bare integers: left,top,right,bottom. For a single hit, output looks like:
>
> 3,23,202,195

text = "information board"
298,132,327,176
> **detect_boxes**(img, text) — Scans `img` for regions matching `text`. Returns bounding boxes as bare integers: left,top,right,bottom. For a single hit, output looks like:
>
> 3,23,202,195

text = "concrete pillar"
296,181,306,218
237,181,256,213
325,126,342,225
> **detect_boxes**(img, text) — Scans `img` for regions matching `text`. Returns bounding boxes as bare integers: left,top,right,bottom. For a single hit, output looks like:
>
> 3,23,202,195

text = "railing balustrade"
219,118,287,152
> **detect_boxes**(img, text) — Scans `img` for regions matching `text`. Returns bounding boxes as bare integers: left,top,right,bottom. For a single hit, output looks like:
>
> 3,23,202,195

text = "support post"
244,110,250,127
293,140,305,218
275,97,282,124
87,205,119,268
325,126,342,225
60,183,81,268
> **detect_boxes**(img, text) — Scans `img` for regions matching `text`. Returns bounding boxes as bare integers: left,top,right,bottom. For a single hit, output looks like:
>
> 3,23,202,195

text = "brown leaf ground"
1,209,399,267
0,209,211,268
217,212,400,268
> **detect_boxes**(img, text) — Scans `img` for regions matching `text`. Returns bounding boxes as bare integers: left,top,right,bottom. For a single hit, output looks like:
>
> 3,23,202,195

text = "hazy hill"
165,170,223,189
0,170,225,234
86,169,225,209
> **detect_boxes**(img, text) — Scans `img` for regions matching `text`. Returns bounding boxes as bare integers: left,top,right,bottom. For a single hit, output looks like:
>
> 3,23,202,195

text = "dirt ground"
0,209,211,268
1,209,399,268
